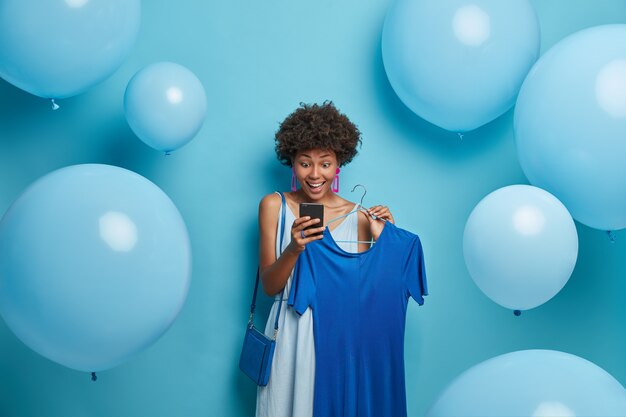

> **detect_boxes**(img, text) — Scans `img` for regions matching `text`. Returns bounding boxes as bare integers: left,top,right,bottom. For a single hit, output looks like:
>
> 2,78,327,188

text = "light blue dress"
256,195,358,417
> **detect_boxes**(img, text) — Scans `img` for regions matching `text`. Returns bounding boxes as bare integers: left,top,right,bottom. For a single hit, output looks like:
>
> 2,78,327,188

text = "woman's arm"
258,193,323,296
357,205,395,252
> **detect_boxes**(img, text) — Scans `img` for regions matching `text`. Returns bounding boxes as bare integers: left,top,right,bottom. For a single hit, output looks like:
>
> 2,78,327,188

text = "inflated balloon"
382,0,539,132
124,62,207,153
463,185,578,311
0,164,191,372
426,350,626,417
0,0,140,99
515,25,626,231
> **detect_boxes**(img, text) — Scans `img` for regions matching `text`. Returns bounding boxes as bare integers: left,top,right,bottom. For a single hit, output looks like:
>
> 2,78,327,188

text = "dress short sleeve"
288,254,316,315
403,236,428,305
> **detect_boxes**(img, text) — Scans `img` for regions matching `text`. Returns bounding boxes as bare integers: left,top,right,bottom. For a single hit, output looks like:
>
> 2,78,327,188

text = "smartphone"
299,203,324,236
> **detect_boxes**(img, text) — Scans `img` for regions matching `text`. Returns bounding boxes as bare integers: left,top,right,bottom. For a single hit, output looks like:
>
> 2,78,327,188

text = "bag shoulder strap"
249,191,286,339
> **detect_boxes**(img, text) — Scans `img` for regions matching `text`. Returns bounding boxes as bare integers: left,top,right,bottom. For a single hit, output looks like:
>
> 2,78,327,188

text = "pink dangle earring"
291,168,298,191
331,168,340,193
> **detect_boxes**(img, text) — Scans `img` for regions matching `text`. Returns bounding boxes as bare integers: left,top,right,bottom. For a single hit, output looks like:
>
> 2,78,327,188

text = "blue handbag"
239,192,286,386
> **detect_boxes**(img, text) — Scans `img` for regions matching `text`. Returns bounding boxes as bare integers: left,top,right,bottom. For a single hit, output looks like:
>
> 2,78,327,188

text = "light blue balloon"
463,185,578,311
515,25,626,231
426,350,626,417
0,164,191,372
124,62,207,153
382,0,539,132
0,0,140,99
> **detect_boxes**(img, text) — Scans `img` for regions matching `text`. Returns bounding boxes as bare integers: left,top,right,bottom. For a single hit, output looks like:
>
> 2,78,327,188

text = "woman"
255,102,394,417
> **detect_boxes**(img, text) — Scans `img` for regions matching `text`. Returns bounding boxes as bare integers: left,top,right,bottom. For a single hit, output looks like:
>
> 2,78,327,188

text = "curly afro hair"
275,101,362,167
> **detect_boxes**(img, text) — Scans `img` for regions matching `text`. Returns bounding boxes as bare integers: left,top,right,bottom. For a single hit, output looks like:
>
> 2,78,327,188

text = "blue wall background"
1,1,625,416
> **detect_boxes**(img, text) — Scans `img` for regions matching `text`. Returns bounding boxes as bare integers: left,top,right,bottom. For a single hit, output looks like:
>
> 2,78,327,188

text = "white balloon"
463,185,578,310
427,350,626,417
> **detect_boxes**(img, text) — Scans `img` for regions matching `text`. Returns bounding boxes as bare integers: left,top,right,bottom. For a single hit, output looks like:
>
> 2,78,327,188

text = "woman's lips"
306,181,326,193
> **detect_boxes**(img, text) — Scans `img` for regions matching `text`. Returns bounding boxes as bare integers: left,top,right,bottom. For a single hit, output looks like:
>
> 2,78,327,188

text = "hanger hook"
351,184,367,208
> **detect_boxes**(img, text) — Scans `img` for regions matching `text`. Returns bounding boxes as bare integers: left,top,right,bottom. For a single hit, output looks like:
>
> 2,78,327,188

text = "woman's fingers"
368,205,395,223
299,226,325,241
292,217,324,244
367,205,383,217
292,216,311,228
302,217,322,229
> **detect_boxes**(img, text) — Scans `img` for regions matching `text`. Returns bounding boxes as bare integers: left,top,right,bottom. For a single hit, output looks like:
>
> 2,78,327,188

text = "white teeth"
309,183,323,188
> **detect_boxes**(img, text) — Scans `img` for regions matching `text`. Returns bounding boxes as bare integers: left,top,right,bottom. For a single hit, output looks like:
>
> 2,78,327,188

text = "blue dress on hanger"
288,222,427,417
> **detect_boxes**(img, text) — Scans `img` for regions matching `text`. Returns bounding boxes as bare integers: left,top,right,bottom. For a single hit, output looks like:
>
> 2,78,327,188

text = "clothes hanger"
327,184,383,245
327,184,369,225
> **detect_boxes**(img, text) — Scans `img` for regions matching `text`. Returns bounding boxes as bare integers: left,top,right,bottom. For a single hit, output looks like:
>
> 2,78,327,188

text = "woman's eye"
300,162,310,168
322,163,330,168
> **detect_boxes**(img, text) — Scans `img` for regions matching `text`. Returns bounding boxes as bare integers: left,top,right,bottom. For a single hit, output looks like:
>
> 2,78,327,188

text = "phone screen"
299,203,324,236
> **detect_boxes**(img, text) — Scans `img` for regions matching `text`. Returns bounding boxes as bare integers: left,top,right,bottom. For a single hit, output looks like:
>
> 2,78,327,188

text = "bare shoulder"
259,193,283,241
259,192,282,214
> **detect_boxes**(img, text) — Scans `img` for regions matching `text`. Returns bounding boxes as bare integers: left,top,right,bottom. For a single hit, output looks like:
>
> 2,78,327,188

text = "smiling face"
292,148,339,201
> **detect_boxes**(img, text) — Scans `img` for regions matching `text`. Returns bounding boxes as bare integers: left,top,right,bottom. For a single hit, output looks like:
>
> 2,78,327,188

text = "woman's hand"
286,216,325,254
365,205,394,241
